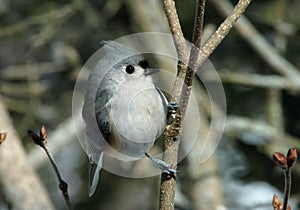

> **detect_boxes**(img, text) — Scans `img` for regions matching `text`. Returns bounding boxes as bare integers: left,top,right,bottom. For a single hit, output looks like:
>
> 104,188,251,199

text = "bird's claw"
145,153,179,178
167,102,179,110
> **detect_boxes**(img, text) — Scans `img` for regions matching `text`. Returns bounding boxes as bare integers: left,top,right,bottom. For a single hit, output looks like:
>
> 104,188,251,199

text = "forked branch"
160,0,253,209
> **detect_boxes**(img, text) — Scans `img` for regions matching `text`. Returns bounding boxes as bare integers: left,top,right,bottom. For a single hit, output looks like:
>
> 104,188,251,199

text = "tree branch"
162,0,189,103
180,0,206,116
197,0,252,67
160,0,252,209
160,0,188,209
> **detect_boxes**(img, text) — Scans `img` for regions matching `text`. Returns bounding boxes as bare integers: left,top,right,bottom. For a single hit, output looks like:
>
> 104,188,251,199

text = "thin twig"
180,0,206,116
43,144,72,209
28,125,72,210
28,110,83,169
174,1,207,207
197,0,252,67
163,0,189,102
283,169,291,210
192,0,206,47
272,148,297,210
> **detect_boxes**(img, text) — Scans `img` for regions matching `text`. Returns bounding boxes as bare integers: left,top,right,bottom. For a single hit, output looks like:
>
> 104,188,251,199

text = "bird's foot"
145,153,180,179
167,102,179,110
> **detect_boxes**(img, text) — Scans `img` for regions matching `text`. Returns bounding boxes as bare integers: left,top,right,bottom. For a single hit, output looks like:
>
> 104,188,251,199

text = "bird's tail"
89,152,104,197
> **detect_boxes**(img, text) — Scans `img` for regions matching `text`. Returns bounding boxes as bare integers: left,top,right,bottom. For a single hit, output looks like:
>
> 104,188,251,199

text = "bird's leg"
145,153,180,179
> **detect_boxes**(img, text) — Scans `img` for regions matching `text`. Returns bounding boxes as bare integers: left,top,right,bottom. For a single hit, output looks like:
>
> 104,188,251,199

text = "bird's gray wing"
95,89,112,140
83,87,112,196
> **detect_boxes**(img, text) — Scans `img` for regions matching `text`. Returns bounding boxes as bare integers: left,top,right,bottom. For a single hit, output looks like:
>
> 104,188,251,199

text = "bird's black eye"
125,65,135,74
138,60,149,69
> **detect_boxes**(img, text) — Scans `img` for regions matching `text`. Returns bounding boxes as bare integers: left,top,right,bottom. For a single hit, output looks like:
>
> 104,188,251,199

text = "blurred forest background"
1,0,300,209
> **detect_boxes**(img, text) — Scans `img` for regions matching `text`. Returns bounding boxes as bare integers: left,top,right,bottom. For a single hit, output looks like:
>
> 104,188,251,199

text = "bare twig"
163,0,189,102
180,0,206,116
192,0,206,47
283,169,292,210
28,110,83,169
212,0,300,87
28,125,72,210
272,148,297,210
283,148,297,210
197,0,252,67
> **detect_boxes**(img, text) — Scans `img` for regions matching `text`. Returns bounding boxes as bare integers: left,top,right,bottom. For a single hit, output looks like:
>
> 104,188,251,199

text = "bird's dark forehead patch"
138,60,149,69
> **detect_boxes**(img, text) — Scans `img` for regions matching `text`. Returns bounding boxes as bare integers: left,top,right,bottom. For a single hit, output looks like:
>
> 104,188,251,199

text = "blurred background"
0,0,300,209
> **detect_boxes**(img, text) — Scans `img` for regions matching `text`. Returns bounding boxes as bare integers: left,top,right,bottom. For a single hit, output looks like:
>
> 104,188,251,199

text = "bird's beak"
144,67,160,76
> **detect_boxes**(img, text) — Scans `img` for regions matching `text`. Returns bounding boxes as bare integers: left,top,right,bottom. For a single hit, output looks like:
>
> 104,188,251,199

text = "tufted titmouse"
82,41,168,196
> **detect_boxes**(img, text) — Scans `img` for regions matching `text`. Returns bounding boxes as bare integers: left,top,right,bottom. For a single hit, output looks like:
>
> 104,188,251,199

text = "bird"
82,41,168,196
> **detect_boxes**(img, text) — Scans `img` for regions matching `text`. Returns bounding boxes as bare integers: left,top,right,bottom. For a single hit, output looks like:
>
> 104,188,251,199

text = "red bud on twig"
273,152,287,169
287,148,297,168
27,130,43,147
272,194,281,210
40,125,47,141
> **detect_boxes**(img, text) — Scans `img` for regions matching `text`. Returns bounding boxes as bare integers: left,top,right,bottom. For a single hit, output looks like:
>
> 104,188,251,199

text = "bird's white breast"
109,77,166,157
